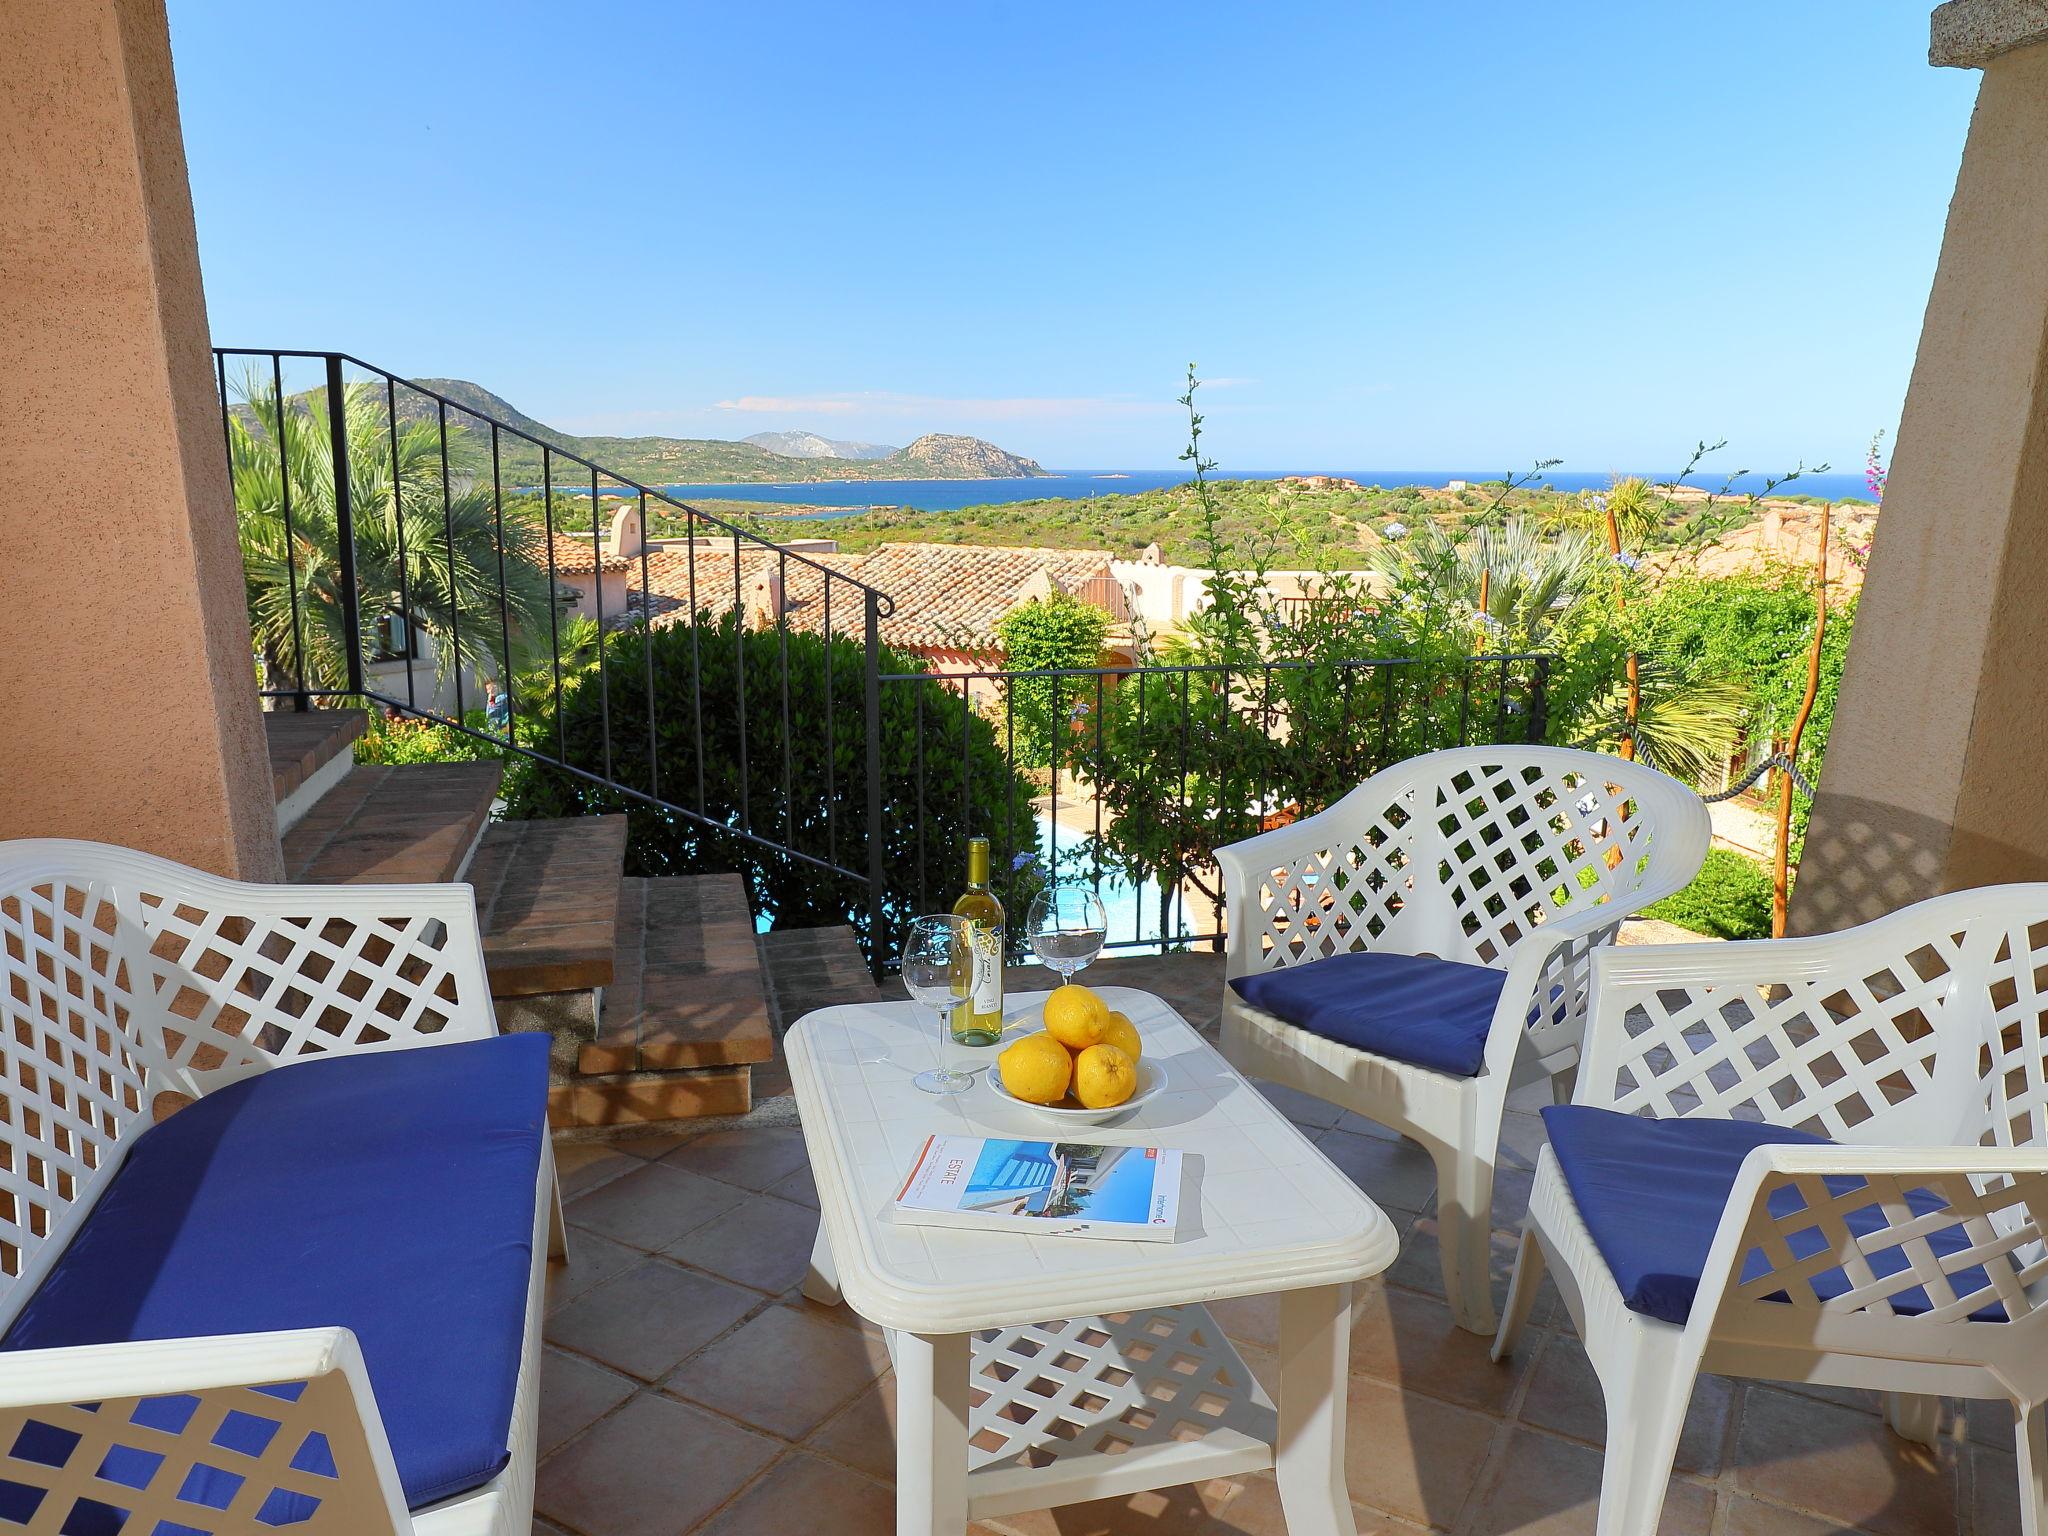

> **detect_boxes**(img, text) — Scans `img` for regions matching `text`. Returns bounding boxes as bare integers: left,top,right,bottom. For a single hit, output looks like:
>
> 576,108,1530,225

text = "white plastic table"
785,985,1398,1535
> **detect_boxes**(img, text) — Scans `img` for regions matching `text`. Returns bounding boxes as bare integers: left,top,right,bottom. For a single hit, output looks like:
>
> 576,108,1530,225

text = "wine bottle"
950,837,1005,1046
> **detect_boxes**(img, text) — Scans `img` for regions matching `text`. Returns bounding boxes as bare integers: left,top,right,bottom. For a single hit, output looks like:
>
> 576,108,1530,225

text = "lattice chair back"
1235,748,1706,1059
0,848,153,1328
1581,887,2048,1330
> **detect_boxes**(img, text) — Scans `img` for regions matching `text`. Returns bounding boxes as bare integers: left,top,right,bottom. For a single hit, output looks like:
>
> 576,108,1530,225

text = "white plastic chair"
1493,886,2048,1536
1216,746,1710,1332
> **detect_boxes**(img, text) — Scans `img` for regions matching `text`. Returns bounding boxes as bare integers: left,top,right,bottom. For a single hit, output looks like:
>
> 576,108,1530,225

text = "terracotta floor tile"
615,1132,696,1160
767,1163,820,1209
984,1477,1284,1535
1314,1128,1440,1216
1348,1282,1529,1413
1341,1375,1499,1529
1720,1493,1876,1535
537,1347,637,1457
1380,1215,1540,1326
566,1160,747,1251
545,1259,760,1381
1516,1333,1734,1476
1972,1445,2024,1536
665,1193,820,1294
544,1230,643,1315
1970,1398,2020,1451
666,1301,889,1439
554,1139,642,1198
697,1451,895,1536
1206,1290,1282,1353
1466,1427,1714,1536
535,1391,777,1536
661,1124,812,1191
804,1374,899,1483
1493,1110,1550,1169
1732,1386,1957,1536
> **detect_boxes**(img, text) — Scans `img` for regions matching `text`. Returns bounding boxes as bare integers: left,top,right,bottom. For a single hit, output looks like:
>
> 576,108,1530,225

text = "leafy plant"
995,591,1112,768
231,377,557,693
1641,847,1775,940
500,612,1039,965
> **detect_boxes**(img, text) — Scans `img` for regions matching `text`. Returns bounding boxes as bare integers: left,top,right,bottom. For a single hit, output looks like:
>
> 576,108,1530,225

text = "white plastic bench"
0,838,561,1536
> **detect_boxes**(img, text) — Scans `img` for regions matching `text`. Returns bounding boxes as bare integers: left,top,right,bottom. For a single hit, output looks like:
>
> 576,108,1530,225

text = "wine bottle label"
968,922,1003,1017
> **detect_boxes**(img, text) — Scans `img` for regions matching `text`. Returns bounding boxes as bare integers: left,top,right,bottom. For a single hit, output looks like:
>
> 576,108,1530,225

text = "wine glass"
1026,885,1109,983
902,914,975,1094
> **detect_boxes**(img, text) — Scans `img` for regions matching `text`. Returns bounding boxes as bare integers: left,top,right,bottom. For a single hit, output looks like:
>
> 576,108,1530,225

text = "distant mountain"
743,430,898,461
392,379,1044,483
877,434,1046,479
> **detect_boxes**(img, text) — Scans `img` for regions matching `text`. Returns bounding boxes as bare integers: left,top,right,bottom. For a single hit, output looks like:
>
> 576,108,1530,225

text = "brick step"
264,708,367,834
758,923,880,1030
580,875,773,1074
469,815,628,997
281,762,502,885
547,1064,753,1130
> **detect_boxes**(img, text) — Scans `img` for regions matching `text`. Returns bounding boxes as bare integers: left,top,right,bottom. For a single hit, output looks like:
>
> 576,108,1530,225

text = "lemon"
999,1032,1074,1105
1042,984,1109,1051
1072,1043,1138,1109
1100,1010,1141,1062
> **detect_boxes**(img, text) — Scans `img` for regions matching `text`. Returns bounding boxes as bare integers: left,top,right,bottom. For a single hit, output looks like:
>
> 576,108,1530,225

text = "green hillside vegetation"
749,477,1682,567
403,380,1046,485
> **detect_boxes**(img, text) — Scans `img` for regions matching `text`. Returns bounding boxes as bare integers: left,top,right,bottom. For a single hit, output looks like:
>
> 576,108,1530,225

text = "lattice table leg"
1275,1282,1359,1536
896,1330,971,1536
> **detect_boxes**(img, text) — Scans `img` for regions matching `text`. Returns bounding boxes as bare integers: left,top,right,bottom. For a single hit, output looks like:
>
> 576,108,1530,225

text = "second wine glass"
901,913,975,1094
1025,885,1108,983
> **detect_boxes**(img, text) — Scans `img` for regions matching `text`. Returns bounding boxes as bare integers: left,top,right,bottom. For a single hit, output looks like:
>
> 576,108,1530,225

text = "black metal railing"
881,652,1551,954
215,347,1551,972
215,347,898,954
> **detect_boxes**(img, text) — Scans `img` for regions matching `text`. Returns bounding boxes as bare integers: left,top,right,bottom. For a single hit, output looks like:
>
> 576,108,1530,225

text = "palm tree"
231,377,557,695
1369,517,1597,648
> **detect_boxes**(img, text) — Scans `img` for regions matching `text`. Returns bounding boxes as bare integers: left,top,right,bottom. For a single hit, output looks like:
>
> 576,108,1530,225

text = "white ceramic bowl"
987,1058,1167,1124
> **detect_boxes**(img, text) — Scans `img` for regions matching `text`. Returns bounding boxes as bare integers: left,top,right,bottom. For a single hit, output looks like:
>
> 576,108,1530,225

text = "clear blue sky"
167,2,1977,473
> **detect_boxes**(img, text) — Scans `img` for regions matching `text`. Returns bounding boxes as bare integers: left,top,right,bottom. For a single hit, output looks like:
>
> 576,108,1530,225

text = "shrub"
501,613,1039,966
995,591,1112,768
354,709,503,765
1641,847,1775,940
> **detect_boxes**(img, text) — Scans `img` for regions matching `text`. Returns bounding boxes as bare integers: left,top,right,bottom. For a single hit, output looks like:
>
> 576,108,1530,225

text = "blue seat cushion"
1229,950,1507,1077
2,1033,550,1519
1542,1104,2003,1326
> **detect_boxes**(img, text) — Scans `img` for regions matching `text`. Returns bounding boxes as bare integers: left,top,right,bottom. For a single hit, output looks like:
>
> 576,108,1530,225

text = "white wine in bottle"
950,836,1005,1046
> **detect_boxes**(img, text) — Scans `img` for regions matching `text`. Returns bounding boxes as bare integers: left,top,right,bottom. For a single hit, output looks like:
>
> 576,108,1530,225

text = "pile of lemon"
997,984,1142,1109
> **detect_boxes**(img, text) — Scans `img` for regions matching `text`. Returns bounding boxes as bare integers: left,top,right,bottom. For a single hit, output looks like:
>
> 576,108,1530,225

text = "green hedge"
1641,847,1774,940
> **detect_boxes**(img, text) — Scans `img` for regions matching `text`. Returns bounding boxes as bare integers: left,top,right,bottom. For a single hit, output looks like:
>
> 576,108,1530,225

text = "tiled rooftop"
632,542,1119,650
533,953,2015,1536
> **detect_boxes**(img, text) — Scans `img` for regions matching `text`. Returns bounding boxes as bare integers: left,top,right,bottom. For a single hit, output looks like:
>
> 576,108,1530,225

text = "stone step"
469,815,629,997
580,875,774,1074
264,708,367,834
281,762,502,885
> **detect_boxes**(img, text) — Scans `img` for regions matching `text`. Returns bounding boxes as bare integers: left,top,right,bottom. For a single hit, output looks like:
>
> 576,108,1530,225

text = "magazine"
889,1134,1183,1242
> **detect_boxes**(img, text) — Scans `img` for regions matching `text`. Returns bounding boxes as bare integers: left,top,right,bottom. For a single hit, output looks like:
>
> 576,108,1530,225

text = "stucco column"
1791,9,2048,932
0,0,281,878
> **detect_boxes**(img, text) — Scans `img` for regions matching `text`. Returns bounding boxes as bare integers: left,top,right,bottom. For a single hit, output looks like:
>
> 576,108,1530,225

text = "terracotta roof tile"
629,542,1120,651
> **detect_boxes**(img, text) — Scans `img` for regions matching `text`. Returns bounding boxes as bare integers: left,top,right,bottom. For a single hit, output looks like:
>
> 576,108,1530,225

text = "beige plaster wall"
1790,40,2048,932
0,0,281,878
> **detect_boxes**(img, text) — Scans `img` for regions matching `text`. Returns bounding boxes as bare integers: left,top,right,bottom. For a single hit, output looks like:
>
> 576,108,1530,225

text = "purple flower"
1011,851,1039,872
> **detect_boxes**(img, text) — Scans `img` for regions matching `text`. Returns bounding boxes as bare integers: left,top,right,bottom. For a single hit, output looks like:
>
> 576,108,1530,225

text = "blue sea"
653,468,1874,519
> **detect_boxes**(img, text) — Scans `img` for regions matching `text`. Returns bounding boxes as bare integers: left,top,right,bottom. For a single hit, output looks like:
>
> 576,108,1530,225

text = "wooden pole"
1476,568,1490,653
1604,508,1638,759
1773,504,1830,937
